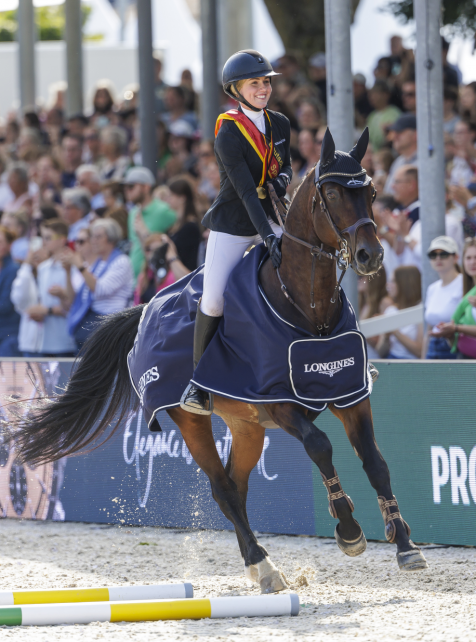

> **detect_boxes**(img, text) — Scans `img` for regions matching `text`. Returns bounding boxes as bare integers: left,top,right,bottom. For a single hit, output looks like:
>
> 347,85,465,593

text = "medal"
256,186,267,199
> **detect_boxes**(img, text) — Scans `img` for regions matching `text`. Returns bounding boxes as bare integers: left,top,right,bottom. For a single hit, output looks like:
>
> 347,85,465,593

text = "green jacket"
451,284,476,351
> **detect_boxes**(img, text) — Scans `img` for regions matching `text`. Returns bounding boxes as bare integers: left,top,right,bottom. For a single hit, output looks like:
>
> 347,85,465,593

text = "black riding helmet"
222,49,280,112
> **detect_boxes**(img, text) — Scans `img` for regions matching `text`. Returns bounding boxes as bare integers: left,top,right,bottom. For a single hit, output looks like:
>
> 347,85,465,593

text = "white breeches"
201,222,283,317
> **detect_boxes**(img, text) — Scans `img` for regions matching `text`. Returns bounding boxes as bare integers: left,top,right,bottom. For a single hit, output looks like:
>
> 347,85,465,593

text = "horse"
10,129,428,594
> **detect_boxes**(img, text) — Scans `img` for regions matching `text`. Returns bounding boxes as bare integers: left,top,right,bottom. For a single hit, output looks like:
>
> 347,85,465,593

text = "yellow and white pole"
0,583,193,606
0,594,299,626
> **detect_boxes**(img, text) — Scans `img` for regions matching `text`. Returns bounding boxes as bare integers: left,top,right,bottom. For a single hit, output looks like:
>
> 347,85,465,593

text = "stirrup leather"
321,469,354,518
378,495,411,543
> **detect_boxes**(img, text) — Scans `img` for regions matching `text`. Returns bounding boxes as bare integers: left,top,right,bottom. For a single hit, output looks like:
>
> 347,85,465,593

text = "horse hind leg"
224,417,287,593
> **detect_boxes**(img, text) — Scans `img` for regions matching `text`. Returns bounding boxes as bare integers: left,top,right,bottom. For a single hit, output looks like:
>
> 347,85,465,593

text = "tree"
386,0,476,36
262,0,361,63
0,6,95,42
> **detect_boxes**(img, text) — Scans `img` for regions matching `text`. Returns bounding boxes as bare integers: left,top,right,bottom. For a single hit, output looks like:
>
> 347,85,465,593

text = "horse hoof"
259,570,288,594
244,563,259,583
334,523,367,557
397,549,428,571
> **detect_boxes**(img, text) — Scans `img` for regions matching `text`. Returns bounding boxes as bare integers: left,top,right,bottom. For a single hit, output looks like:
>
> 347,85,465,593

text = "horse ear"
349,127,369,163
320,128,335,168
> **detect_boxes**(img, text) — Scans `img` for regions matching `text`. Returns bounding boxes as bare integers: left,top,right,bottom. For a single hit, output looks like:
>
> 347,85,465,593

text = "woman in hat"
181,49,292,415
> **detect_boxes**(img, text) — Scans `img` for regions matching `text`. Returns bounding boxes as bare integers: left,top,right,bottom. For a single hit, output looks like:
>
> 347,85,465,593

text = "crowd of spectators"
0,37,475,359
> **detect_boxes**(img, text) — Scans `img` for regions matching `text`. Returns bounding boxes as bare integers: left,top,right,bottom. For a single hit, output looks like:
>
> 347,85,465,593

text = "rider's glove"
271,175,288,198
265,234,282,269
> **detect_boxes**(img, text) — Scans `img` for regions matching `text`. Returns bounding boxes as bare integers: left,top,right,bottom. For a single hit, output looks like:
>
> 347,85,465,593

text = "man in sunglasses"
384,114,418,194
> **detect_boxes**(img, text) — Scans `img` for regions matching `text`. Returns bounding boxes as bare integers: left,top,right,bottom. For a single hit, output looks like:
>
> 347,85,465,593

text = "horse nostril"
357,248,370,264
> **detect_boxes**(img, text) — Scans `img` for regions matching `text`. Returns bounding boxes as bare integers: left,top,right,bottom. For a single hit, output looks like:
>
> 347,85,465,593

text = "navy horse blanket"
128,244,371,430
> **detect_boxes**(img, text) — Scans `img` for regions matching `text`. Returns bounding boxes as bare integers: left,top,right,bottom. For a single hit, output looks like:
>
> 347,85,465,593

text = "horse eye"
327,191,336,199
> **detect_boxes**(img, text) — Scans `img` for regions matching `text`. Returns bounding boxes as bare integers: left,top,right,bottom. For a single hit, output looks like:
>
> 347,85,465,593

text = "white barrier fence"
359,304,424,339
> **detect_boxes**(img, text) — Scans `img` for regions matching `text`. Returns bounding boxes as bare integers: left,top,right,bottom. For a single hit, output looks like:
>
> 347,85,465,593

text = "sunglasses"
428,251,454,260
403,91,415,97
75,239,87,245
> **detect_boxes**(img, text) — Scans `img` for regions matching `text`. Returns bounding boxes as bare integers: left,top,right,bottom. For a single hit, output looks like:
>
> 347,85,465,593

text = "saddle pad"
289,331,368,403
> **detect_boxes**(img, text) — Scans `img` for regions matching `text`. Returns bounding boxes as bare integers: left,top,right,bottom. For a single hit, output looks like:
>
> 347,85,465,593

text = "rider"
180,49,292,415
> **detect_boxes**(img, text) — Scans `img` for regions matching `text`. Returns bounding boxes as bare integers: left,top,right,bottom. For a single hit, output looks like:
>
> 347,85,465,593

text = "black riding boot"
180,303,221,415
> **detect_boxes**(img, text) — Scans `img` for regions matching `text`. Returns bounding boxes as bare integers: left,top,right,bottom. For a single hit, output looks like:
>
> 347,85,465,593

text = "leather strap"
378,495,411,543
321,469,354,519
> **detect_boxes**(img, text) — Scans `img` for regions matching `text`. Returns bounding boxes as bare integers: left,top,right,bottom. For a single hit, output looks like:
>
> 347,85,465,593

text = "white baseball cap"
427,236,458,255
123,166,156,186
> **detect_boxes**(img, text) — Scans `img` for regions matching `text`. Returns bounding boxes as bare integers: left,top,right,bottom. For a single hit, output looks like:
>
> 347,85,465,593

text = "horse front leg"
330,399,428,571
167,409,279,591
266,402,366,556
224,418,287,593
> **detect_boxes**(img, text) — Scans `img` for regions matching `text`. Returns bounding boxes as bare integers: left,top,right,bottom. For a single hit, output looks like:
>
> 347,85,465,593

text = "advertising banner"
1,360,475,546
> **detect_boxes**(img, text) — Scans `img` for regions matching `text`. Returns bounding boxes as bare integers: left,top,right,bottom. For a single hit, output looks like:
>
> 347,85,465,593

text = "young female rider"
180,50,292,415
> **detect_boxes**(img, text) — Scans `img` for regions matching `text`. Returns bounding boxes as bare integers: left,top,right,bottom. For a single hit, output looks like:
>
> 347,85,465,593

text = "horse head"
311,127,384,276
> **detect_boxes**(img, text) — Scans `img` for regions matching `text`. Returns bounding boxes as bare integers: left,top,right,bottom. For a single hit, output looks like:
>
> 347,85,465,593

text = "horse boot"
180,301,221,415
321,469,367,557
378,495,428,571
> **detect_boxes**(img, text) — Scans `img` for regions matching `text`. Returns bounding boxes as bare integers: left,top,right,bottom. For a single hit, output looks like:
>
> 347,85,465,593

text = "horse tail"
11,305,145,465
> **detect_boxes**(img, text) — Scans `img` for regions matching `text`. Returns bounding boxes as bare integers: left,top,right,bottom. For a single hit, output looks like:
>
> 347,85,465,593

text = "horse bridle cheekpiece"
269,126,377,335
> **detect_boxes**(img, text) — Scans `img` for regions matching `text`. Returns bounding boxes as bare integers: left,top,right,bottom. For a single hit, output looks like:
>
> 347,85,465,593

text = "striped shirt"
90,253,134,315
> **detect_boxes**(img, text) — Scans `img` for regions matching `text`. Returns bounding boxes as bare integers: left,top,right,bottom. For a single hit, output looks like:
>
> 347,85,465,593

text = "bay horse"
10,129,428,594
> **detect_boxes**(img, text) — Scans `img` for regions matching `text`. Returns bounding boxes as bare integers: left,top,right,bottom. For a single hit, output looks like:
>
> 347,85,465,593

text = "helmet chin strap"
232,83,265,112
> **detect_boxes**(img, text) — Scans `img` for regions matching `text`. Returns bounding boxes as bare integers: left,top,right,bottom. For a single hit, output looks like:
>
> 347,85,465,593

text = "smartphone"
29,237,43,252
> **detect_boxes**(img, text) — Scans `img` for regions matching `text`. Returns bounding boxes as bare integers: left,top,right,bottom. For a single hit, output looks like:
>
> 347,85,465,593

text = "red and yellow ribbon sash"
215,109,280,186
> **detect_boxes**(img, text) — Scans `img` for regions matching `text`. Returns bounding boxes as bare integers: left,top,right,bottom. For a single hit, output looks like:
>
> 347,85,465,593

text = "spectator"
163,86,198,132
307,53,327,108
67,113,89,138
459,82,476,123
73,227,96,268
82,126,103,166
61,133,83,188
377,265,423,359
296,99,323,131
162,178,202,272
353,73,373,127
401,79,416,114
2,210,29,262
392,165,419,224
443,86,460,135
432,238,476,357
20,219,76,357
125,166,176,280
358,268,392,359
441,37,461,87
133,233,176,305
275,54,308,87
384,114,417,194
76,164,105,210
36,154,62,205
153,55,169,115
99,126,130,181
298,128,319,178
61,187,92,241
165,120,196,179
180,69,198,112
65,218,133,349
0,225,21,356
90,81,116,128
423,236,462,359
449,183,476,238
11,243,47,356
367,80,401,150
449,120,476,187
4,163,32,214
17,127,43,164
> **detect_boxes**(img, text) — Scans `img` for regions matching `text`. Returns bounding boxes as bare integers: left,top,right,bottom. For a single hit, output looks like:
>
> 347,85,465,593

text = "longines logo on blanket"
138,366,160,401
304,357,355,378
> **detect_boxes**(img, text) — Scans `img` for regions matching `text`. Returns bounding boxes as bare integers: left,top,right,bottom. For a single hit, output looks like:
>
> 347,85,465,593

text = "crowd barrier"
0,359,475,547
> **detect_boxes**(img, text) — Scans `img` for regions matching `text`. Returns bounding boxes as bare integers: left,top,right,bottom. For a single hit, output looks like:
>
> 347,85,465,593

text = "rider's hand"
265,234,282,269
271,175,288,198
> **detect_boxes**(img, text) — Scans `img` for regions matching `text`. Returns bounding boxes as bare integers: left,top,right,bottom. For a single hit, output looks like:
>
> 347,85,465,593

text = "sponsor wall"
1,360,476,546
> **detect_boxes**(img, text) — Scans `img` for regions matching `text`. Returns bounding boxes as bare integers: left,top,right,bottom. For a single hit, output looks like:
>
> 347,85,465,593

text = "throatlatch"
321,469,355,518
378,495,411,543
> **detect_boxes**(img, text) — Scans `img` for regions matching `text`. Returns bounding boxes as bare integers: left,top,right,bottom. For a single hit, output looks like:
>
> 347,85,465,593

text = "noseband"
268,175,377,335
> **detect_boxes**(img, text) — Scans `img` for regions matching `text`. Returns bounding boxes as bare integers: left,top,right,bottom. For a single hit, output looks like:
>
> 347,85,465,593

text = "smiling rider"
180,50,292,415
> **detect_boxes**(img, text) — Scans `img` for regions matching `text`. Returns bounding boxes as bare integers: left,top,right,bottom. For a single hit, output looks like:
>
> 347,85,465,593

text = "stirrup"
378,495,411,543
180,383,213,416
321,469,354,518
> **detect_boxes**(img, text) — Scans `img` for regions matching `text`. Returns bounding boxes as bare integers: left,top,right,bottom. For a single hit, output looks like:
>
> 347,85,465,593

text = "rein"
268,178,377,336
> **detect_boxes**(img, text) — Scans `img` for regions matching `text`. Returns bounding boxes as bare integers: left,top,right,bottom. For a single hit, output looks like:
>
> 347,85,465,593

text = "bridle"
269,172,377,336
